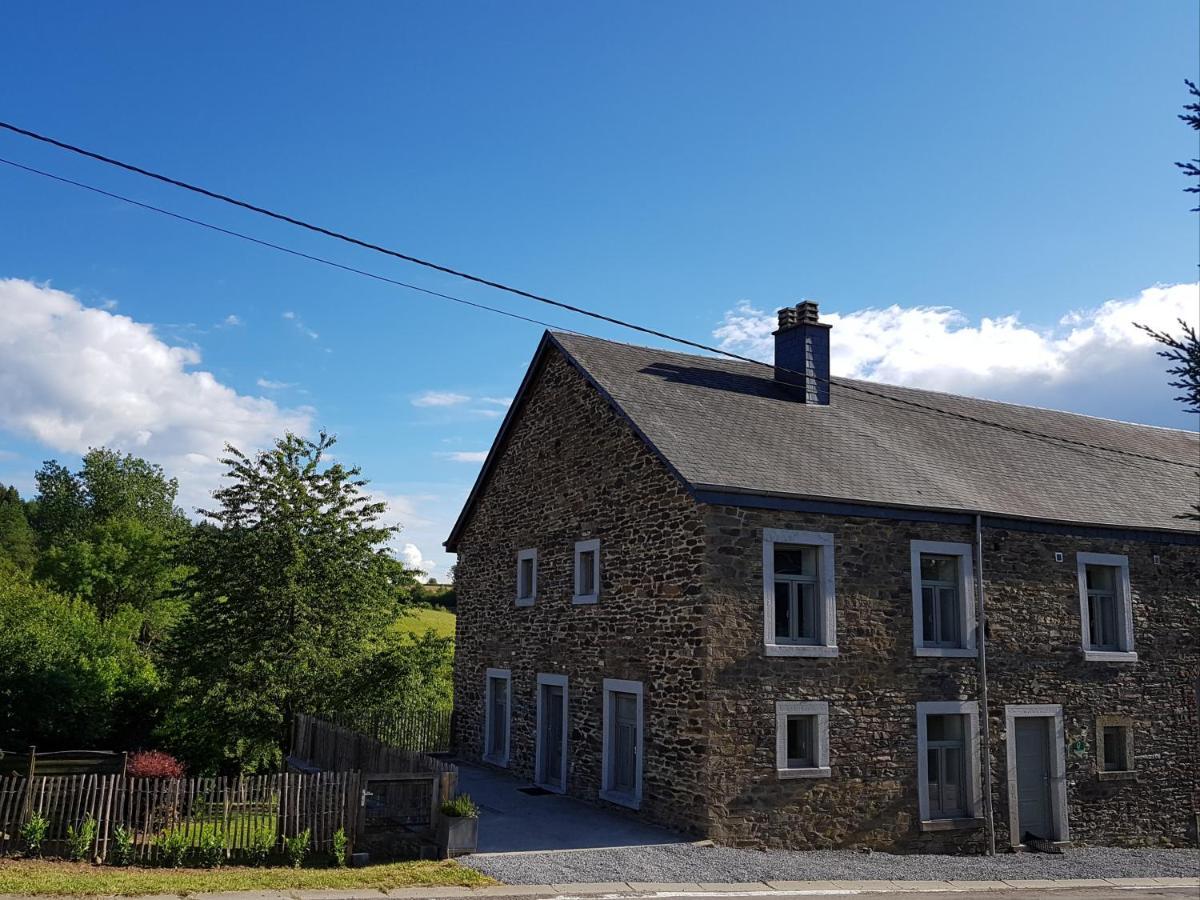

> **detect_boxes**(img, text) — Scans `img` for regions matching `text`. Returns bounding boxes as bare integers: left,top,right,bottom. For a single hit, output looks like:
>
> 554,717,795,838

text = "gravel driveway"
464,843,1199,884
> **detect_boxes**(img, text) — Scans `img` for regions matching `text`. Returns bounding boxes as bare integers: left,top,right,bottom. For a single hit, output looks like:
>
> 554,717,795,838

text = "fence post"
20,746,35,821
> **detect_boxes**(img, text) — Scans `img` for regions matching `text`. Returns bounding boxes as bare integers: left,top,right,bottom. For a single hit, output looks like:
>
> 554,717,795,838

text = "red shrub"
127,750,185,779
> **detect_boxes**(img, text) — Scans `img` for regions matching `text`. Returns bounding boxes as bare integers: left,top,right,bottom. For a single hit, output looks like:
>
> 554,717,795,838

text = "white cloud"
256,377,295,390
480,396,513,407
0,279,313,513
282,310,318,339
441,451,488,463
400,542,438,575
220,314,242,327
713,283,1200,428
412,391,471,407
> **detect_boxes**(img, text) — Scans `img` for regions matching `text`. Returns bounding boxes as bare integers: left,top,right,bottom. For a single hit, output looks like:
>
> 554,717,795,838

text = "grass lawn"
393,606,456,639
0,858,494,896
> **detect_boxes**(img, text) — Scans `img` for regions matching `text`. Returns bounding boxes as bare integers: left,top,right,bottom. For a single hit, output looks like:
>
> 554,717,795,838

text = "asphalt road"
649,893,1196,900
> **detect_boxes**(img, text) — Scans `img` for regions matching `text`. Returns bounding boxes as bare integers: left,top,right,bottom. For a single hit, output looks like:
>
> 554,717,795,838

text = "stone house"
445,303,1199,851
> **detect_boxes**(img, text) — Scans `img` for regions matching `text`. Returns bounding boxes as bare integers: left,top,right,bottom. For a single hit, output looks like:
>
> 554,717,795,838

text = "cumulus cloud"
713,283,1200,428
219,314,242,327
0,278,313,513
412,391,471,407
399,542,438,575
256,377,295,390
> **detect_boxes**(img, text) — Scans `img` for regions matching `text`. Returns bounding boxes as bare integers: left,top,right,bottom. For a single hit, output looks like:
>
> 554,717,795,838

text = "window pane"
519,557,534,598
798,582,818,640
773,582,792,641
1089,593,1117,648
938,586,960,646
578,550,595,594
921,586,937,644
775,546,817,577
786,715,814,767
942,746,964,816
921,554,957,583
1086,565,1115,593
927,714,963,742
1103,726,1128,771
926,747,941,811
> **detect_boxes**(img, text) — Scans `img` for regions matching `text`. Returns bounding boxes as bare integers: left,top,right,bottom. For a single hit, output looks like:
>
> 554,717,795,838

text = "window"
515,548,537,606
482,668,511,766
910,541,976,657
916,701,981,825
1075,553,1136,662
775,701,831,778
573,539,600,604
600,678,643,808
762,529,837,657
1095,715,1135,779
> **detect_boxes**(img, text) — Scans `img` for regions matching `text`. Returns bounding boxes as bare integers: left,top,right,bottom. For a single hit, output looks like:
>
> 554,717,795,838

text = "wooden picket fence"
330,708,452,754
293,714,456,778
0,771,361,862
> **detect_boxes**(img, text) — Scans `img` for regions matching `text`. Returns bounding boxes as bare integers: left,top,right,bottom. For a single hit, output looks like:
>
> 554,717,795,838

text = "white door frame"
482,668,511,767
1004,704,1069,847
600,677,644,809
534,673,569,793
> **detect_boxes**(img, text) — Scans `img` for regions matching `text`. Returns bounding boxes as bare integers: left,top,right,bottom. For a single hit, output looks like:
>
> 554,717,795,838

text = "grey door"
610,692,638,795
1015,717,1053,840
539,683,564,788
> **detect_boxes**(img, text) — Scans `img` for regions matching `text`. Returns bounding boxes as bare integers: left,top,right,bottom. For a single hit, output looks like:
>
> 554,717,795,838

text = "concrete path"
456,761,684,853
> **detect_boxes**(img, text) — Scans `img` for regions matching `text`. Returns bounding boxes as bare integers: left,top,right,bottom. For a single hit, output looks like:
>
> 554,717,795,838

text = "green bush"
66,813,97,861
284,828,311,869
196,826,225,868
154,829,189,868
440,793,479,818
20,811,49,857
247,826,274,867
331,826,348,868
109,824,134,866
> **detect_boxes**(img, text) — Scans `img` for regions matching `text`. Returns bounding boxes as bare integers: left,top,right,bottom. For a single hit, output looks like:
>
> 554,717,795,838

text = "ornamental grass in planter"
436,794,478,858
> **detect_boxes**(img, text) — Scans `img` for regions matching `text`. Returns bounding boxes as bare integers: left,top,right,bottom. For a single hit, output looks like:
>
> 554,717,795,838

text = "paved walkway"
456,761,683,853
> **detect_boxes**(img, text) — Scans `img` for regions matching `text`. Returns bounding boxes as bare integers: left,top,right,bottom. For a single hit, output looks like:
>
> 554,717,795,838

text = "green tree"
0,485,37,573
0,566,160,749
31,449,190,626
161,432,418,772
1136,319,1200,521
1178,79,1199,210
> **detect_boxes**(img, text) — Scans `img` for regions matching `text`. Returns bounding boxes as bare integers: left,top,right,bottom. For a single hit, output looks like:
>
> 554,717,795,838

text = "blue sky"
1,2,1197,578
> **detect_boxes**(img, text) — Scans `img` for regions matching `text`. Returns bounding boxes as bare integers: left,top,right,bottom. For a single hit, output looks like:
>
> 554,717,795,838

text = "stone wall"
451,347,710,834
699,504,1199,851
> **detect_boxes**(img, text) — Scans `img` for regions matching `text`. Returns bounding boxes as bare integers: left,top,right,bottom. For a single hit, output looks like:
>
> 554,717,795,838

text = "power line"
0,127,1195,472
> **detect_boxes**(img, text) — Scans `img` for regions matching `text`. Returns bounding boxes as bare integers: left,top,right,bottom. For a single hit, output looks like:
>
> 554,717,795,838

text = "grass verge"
0,858,495,896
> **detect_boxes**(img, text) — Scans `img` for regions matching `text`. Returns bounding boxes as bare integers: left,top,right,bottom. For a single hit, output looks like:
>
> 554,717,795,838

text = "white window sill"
599,789,639,809
572,593,599,605
914,646,976,658
778,766,831,780
1082,649,1138,663
1097,769,1138,782
515,597,535,607
765,643,839,658
919,817,984,832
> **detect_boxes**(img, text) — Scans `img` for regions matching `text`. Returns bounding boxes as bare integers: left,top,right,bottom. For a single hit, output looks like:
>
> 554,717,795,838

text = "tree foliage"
161,432,420,772
1178,79,1200,210
0,485,37,574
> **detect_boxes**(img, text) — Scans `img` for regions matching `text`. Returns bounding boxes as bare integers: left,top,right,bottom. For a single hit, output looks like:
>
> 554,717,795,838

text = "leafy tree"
0,566,160,749
0,485,37,573
1136,319,1200,521
31,449,190,626
161,432,418,772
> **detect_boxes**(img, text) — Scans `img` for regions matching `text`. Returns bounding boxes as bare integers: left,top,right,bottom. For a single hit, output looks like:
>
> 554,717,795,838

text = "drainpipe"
975,513,997,856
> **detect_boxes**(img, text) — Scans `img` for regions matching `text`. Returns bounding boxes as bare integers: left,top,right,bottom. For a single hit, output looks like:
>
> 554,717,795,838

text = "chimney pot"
772,301,831,404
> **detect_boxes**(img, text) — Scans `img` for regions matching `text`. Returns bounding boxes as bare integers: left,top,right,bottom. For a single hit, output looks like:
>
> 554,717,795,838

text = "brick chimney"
773,301,831,404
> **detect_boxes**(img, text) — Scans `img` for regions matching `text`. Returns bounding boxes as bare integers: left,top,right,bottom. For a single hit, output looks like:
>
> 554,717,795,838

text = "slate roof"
446,331,1200,547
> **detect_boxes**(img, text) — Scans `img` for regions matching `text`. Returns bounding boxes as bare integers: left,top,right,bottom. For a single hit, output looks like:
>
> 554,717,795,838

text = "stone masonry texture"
452,343,1200,851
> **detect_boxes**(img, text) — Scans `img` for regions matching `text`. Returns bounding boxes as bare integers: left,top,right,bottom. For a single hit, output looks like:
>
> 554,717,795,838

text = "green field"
393,606,456,639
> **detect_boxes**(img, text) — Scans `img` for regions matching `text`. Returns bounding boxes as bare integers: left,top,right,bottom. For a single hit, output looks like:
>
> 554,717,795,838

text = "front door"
1014,716,1053,840
538,682,565,789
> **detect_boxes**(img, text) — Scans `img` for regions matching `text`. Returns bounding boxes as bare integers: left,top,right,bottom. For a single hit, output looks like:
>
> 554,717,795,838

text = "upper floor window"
909,541,976,658
916,700,981,825
762,529,837,657
573,538,600,604
515,548,537,606
1075,553,1136,662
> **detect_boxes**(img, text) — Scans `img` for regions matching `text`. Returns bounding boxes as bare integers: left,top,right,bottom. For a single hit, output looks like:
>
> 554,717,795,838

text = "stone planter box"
437,815,478,858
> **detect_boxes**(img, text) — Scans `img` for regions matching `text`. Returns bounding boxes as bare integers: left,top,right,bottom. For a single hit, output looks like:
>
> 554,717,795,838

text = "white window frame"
1075,552,1136,662
775,700,831,779
573,538,601,605
482,667,511,767
1004,704,1069,847
910,540,976,658
515,548,538,607
916,700,982,825
600,677,643,809
534,673,569,793
762,529,837,657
